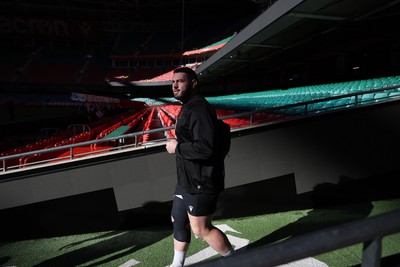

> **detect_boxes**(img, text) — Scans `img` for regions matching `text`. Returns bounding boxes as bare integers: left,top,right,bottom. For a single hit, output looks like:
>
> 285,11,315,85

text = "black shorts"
173,186,218,216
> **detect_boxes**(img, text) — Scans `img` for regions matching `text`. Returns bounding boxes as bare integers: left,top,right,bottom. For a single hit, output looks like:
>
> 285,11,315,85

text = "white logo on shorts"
189,205,193,212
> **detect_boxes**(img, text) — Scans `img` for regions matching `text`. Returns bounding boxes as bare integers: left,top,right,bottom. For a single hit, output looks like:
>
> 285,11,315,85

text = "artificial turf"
1,198,399,267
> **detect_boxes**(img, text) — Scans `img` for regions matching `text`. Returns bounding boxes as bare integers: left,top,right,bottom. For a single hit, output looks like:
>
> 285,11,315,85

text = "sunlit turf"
1,199,399,267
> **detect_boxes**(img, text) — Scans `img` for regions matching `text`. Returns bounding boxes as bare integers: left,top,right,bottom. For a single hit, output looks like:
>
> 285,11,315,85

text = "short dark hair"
173,67,198,82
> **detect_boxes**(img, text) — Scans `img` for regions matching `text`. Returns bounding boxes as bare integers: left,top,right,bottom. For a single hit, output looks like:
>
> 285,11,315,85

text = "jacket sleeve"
176,106,215,160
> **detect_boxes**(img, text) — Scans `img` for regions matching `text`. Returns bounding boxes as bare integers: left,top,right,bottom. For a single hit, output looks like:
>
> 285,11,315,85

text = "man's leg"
172,234,189,266
188,213,233,256
171,194,191,267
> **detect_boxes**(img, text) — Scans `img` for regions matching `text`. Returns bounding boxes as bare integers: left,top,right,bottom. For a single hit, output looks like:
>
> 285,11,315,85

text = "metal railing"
0,126,174,172
193,208,400,267
1,85,400,173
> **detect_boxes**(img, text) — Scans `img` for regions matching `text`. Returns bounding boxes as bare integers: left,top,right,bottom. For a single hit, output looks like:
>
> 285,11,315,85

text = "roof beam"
287,12,346,21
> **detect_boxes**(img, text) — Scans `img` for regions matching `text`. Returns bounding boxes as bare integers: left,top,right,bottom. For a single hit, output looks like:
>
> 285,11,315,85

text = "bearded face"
171,72,197,103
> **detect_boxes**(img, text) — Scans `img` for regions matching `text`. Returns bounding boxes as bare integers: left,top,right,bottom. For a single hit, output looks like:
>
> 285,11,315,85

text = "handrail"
193,208,400,267
0,126,175,173
1,84,400,173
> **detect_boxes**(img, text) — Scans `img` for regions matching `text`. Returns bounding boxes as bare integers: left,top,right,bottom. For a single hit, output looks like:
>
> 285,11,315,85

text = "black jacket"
175,94,225,194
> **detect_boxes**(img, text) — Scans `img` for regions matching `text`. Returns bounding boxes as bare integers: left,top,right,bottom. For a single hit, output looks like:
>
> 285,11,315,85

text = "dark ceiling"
196,0,400,89
1,0,399,96
0,0,263,31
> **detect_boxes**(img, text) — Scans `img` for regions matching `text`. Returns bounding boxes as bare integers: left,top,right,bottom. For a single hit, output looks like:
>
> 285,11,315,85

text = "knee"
172,214,191,243
191,226,209,239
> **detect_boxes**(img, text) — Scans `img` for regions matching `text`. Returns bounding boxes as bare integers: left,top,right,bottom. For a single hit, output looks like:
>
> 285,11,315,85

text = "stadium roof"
1,0,399,95
107,0,400,93
196,0,400,84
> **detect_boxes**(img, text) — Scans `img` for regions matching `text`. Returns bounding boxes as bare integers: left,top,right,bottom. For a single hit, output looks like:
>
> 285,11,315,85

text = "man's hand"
166,139,178,154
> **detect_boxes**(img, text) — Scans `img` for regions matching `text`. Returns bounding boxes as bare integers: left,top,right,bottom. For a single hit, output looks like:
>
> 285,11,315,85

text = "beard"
173,87,191,103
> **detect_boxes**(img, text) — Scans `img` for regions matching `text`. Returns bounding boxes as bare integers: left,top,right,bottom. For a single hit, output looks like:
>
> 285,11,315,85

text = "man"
166,67,233,266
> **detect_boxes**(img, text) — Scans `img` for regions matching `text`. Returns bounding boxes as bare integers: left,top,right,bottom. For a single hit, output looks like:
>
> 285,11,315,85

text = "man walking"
166,67,233,266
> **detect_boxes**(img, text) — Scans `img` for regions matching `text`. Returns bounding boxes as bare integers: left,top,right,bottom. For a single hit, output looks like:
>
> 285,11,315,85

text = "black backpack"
215,119,231,160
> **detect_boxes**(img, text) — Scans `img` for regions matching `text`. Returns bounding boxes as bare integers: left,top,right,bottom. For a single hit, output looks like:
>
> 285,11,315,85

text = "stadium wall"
0,101,399,215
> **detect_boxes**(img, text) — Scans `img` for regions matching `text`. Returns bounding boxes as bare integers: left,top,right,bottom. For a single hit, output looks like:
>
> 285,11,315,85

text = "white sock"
172,249,186,267
223,249,233,257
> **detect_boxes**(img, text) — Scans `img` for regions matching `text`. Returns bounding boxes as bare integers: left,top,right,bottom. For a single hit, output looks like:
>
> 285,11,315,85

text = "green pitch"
1,199,400,267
